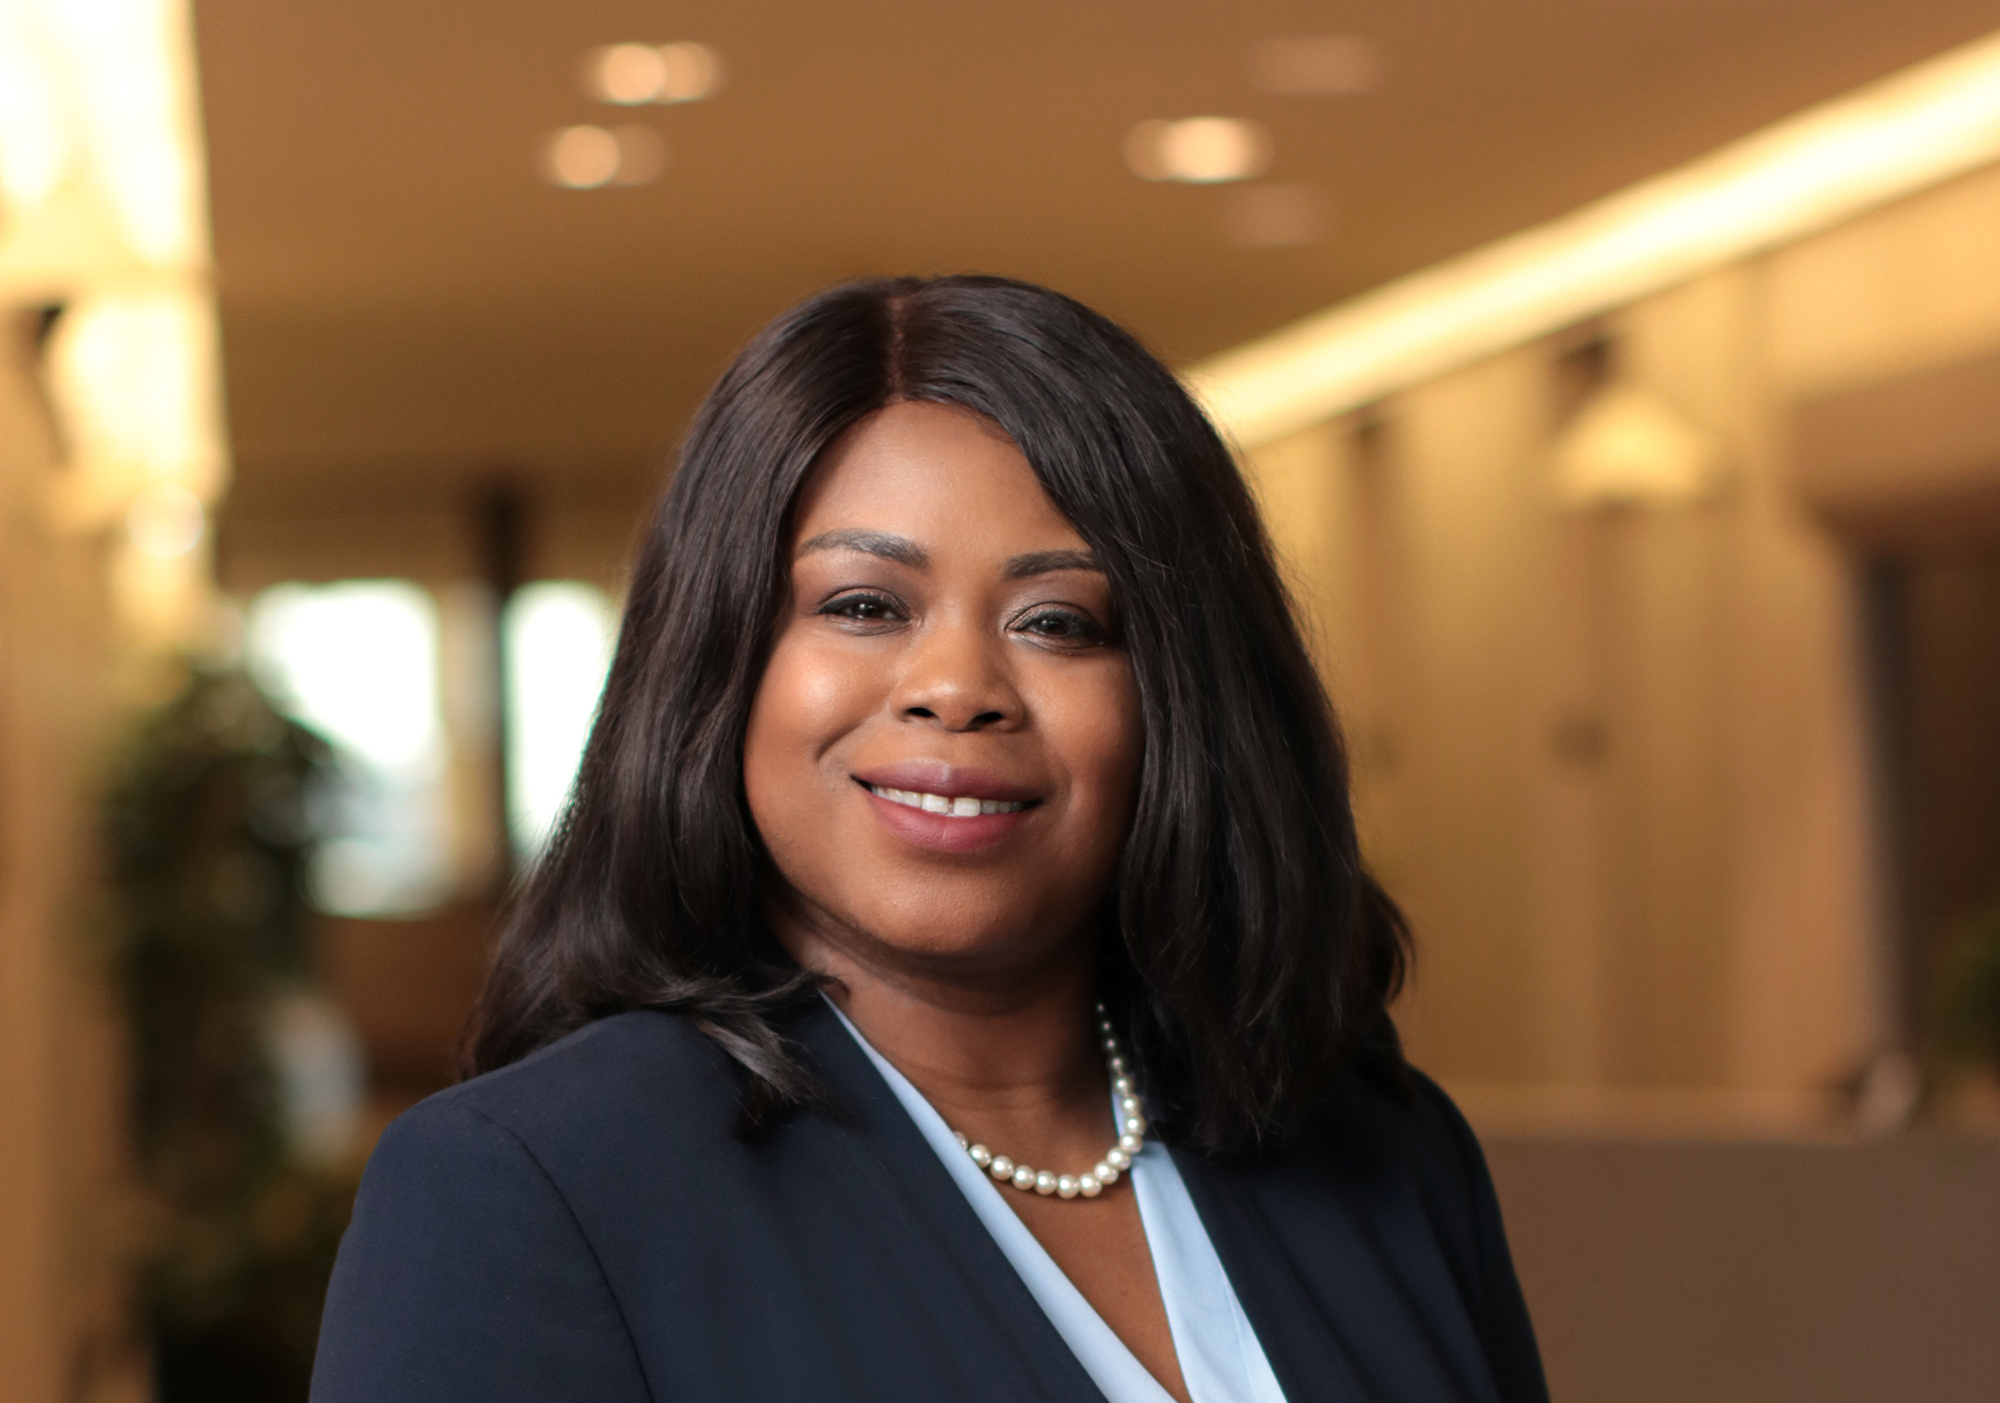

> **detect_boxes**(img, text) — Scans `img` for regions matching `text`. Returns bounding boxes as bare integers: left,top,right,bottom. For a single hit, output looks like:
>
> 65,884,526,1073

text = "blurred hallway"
5,3,2000,1399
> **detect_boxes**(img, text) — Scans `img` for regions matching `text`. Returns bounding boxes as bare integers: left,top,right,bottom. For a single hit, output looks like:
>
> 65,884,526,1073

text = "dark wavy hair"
460,274,1410,1151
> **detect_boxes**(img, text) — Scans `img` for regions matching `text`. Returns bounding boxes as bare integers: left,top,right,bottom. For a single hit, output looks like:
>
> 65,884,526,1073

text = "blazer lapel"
789,1001,1110,1403
1172,1144,1504,1403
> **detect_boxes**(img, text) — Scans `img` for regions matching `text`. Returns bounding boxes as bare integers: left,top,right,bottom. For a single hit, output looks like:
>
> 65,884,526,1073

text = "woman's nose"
891,620,1023,732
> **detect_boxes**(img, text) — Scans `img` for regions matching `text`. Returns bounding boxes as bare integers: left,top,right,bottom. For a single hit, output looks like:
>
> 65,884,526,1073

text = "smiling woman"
310,276,1548,1403
747,402,1142,941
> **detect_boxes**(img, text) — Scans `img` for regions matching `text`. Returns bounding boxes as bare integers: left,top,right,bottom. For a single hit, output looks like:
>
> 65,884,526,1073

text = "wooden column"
0,311,142,1400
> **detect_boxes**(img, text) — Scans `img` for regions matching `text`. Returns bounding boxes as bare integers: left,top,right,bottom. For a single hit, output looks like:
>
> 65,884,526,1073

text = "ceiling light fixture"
584,41,722,105
588,43,669,104
1125,116,1273,183
1248,36,1384,96
657,42,722,102
1190,25,2000,449
539,124,666,189
608,125,666,185
1552,383,1723,507
541,125,621,188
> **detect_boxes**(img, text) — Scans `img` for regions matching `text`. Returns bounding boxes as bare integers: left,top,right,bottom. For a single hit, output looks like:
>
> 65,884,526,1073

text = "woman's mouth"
861,783,1028,817
850,767,1041,854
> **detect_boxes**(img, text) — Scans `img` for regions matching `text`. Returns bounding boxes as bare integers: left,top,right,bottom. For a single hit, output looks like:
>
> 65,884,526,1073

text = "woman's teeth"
865,784,1026,817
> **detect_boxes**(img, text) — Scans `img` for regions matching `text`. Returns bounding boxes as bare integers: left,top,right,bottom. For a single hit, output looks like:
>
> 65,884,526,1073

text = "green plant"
100,661,357,1402
1936,896,2000,1076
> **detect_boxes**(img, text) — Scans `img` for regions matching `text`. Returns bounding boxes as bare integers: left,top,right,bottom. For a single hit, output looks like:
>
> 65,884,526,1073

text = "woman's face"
744,401,1143,978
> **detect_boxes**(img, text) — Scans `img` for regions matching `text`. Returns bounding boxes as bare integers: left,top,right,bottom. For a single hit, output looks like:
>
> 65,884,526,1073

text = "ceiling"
194,1,2000,515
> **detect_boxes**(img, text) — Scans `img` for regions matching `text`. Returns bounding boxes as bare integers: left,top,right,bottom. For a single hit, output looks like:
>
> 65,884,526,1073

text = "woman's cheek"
745,633,890,872
755,637,847,758
792,635,892,741
744,638,821,841
1039,661,1143,844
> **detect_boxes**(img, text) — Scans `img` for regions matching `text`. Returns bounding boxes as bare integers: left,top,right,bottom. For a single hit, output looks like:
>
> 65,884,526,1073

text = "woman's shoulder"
1318,1063,1488,1176
386,1008,742,1167
1198,1066,1548,1401
1240,1063,1501,1248
316,1013,709,1401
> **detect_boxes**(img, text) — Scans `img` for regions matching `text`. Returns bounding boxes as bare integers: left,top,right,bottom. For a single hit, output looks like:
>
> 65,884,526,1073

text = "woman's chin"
814,899,1084,981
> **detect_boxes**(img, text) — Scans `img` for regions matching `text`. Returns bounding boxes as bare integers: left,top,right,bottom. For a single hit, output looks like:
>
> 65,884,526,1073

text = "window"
246,581,454,916
503,581,618,860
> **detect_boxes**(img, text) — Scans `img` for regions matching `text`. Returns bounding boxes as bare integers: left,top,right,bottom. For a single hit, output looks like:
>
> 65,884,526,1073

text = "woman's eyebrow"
794,528,929,569
1003,548,1101,579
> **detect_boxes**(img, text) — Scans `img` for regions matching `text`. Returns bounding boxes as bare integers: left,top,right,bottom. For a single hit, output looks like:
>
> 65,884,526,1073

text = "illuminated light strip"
0,0,226,646
1188,27,2000,449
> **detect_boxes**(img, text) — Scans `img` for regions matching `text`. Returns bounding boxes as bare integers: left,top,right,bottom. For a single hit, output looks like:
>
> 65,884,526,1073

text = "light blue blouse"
830,1001,1288,1403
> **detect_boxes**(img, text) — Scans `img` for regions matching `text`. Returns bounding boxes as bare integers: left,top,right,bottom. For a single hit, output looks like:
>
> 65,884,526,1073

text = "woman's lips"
863,782,1027,818
850,763,1042,854
850,761,1039,804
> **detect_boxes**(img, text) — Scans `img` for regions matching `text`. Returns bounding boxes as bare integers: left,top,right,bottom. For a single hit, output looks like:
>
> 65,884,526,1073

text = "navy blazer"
311,1000,1548,1402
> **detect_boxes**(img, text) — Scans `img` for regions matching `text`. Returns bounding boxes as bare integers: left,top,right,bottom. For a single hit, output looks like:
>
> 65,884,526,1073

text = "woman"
311,276,1547,1403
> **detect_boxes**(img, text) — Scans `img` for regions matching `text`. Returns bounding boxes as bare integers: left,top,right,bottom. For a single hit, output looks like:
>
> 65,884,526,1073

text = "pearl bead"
952,1008,1147,1205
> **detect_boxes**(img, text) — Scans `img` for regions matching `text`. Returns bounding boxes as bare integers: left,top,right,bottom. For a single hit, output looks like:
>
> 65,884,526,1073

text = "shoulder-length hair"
461,274,1409,1152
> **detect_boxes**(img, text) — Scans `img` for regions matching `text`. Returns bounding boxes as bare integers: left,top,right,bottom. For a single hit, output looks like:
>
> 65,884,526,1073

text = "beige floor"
1487,1133,2000,1403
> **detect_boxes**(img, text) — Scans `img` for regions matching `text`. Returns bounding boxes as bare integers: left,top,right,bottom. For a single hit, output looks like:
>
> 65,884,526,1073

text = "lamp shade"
1552,381,1723,508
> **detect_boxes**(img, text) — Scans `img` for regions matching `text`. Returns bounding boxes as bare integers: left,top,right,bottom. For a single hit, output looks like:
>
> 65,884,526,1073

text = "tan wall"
1242,159,2000,1123
0,318,144,1401
1769,162,2000,403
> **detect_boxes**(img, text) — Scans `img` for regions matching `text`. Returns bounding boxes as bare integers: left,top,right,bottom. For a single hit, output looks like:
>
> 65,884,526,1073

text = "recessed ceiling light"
542,125,621,188
1248,36,1384,96
583,41,723,105
656,42,722,102
609,125,666,185
1125,117,1273,183
540,125,667,189
587,43,670,104
1222,184,1328,248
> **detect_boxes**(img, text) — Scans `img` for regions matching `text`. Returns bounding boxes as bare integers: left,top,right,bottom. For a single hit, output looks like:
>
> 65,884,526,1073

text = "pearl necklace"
951,1003,1147,1201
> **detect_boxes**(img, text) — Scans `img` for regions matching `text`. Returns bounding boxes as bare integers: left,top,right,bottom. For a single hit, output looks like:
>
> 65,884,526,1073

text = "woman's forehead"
790,402,1088,557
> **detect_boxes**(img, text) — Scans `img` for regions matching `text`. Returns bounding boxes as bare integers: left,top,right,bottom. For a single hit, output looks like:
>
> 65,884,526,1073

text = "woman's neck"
770,897,1112,1159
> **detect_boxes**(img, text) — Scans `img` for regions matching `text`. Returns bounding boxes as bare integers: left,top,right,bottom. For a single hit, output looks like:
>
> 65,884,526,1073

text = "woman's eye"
1016,608,1106,645
818,592,904,625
